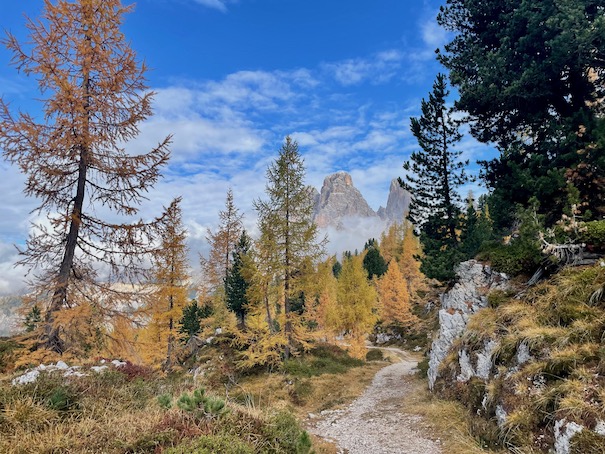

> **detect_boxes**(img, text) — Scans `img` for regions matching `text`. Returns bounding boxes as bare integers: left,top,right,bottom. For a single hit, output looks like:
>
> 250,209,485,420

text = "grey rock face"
428,260,509,389
313,172,376,229
554,419,584,454
377,179,411,224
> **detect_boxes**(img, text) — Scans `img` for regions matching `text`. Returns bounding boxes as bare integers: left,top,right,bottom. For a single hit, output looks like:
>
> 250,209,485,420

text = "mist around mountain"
311,171,410,255
0,295,22,337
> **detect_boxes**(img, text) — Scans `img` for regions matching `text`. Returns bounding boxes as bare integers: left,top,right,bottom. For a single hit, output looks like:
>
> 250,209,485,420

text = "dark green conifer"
225,230,252,327
399,74,470,282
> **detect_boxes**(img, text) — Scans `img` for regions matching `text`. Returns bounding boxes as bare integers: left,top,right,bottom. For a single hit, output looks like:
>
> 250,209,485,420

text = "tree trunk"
264,287,275,334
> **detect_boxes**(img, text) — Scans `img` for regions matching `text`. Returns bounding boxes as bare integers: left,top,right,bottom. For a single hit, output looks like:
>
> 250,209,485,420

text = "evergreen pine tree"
225,231,252,327
460,194,494,260
362,240,388,280
179,300,201,343
24,305,42,333
399,73,470,282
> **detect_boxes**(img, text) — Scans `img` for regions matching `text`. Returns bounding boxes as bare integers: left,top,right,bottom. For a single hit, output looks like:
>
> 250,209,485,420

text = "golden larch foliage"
0,0,171,355
312,258,340,341
141,198,189,368
379,222,405,264
202,188,243,293
399,220,424,297
376,260,419,329
337,255,377,359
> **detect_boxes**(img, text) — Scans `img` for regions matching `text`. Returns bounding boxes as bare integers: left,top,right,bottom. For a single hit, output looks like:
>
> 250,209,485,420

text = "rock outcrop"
313,172,376,229
428,260,509,389
429,262,605,453
377,179,411,225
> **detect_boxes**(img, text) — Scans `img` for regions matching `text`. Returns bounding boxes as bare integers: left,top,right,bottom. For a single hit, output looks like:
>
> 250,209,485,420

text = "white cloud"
421,17,448,50
0,241,28,295
322,50,404,86
193,0,235,13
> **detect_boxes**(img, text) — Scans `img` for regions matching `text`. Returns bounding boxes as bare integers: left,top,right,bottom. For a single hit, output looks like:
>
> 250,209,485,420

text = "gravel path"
308,348,443,454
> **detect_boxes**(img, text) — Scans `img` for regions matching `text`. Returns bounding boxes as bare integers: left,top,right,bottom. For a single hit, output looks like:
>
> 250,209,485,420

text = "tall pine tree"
399,74,469,282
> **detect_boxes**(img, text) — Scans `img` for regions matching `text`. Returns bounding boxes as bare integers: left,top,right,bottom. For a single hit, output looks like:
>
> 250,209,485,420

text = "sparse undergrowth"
403,375,506,454
0,361,313,453
0,343,382,453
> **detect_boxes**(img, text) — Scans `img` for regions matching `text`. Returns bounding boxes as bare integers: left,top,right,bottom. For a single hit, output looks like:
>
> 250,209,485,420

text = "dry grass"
401,375,503,454
433,264,605,453
231,361,384,418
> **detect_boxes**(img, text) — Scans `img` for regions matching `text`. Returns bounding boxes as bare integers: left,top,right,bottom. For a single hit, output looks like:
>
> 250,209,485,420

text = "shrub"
478,239,543,276
0,339,20,373
166,434,254,454
288,379,314,405
487,290,510,309
580,220,605,251
262,410,313,454
45,386,79,413
365,349,384,361
570,430,605,454
416,357,429,378
157,394,172,410
283,344,363,377
177,388,228,419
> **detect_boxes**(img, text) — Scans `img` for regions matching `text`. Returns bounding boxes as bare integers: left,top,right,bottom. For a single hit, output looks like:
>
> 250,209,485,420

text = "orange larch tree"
379,222,404,265
336,255,377,359
202,188,243,294
147,198,189,369
399,220,424,298
0,0,171,355
376,260,418,330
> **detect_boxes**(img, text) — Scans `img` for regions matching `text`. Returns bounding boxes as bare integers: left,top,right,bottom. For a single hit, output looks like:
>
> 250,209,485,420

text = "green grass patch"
283,344,363,377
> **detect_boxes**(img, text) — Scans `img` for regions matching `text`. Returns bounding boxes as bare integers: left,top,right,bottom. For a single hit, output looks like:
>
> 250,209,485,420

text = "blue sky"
0,0,493,293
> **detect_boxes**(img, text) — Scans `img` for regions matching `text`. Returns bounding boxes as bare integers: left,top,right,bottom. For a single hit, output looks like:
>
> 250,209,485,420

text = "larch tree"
149,198,189,369
376,260,418,331
379,222,405,265
0,0,171,355
336,255,377,359
313,257,340,341
399,220,424,298
399,73,469,282
203,188,243,294
254,136,326,359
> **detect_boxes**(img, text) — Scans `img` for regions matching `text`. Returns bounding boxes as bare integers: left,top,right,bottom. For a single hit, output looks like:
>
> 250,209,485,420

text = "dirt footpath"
308,349,442,454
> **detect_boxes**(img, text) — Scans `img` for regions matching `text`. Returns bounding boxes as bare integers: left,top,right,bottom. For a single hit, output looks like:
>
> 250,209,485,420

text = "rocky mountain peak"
377,179,411,224
313,172,376,229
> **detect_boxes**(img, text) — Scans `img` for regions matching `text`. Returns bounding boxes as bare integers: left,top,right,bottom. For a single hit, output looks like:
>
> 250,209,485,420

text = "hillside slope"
431,262,605,453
